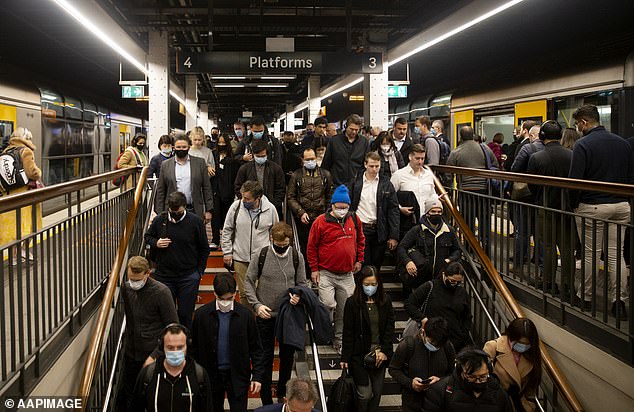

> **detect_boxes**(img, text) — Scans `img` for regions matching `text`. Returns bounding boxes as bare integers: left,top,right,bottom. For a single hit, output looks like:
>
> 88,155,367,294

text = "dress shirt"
174,156,193,204
390,165,435,212
356,173,379,224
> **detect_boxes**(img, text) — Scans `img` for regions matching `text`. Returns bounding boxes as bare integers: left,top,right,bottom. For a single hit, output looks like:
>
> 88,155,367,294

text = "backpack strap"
257,247,268,279
194,363,206,392
420,280,434,317
140,362,157,395
230,202,241,243
349,212,361,262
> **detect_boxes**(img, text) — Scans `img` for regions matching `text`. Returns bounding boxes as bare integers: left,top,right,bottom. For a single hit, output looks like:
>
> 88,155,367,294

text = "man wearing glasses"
423,348,513,411
320,113,369,186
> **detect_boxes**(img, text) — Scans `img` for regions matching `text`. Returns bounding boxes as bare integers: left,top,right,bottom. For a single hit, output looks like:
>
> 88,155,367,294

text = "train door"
515,100,546,128
476,112,515,145
453,110,473,149
0,103,16,151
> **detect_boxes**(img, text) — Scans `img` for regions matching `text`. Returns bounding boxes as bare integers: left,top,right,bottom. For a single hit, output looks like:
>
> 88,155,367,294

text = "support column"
273,119,281,138
199,104,209,131
185,76,198,131
363,55,389,131
308,76,321,123
148,31,169,160
286,105,295,132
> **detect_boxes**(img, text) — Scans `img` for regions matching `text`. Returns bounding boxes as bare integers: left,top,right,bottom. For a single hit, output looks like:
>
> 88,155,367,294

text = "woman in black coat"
371,131,405,179
211,134,240,247
388,317,455,412
397,196,461,291
340,266,395,412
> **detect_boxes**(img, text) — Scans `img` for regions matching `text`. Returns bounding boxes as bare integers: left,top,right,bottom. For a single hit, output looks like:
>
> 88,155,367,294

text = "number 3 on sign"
183,57,192,69
368,57,377,69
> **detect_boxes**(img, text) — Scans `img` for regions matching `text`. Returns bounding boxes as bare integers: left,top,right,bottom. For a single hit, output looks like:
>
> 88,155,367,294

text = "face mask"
424,341,440,352
212,133,219,140
273,244,290,255
427,214,443,225
414,127,421,134
253,131,264,139
165,350,185,367
174,149,189,158
217,144,227,151
333,207,349,219
464,381,487,393
235,129,244,138
137,144,145,150
444,277,459,289
243,201,256,211
217,299,233,313
128,278,147,291
380,145,391,154
430,129,437,136
363,285,377,297
160,148,172,157
169,211,184,221
254,156,267,165
304,159,317,170
512,342,531,353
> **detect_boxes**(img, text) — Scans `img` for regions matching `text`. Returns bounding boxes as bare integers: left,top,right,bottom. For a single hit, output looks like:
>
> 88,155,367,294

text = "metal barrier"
0,167,140,398
432,171,585,412
434,165,633,365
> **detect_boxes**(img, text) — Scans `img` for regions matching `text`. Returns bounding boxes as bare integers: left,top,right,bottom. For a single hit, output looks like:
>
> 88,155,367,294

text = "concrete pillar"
199,104,209,131
363,57,389,131
148,31,169,160
308,76,321,123
286,105,295,132
185,76,198,131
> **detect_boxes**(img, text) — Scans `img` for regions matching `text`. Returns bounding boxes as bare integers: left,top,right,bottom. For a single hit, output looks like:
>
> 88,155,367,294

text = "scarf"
382,149,399,175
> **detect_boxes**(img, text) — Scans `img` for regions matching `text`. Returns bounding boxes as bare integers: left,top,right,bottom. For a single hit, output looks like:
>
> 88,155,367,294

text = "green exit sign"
388,85,407,98
121,85,145,98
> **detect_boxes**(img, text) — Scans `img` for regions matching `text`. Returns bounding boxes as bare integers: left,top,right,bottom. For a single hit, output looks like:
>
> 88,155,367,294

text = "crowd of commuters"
94,103,632,411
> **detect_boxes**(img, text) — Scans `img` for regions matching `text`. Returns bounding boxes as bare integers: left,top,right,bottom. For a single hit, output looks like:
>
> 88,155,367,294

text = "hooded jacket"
423,371,513,412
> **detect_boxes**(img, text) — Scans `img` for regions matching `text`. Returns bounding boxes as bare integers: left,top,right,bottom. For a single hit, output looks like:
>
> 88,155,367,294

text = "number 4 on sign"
183,57,192,68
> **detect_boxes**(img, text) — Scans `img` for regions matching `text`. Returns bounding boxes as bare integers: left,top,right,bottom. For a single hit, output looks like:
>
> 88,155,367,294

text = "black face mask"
217,144,228,152
169,211,184,221
174,149,189,158
427,214,442,225
463,380,487,393
136,144,145,150
273,244,290,255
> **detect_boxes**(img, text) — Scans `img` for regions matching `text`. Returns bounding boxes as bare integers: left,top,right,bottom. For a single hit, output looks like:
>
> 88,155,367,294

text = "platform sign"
177,52,383,74
388,85,407,98
121,85,144,99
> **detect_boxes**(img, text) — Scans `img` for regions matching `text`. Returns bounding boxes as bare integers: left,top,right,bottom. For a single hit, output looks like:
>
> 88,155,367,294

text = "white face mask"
217,299,234,313
128,278,147,291
380,145,391,154
333,207,349,219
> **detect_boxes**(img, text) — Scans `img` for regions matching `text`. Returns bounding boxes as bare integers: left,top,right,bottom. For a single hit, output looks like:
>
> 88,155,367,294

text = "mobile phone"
421,377,433,385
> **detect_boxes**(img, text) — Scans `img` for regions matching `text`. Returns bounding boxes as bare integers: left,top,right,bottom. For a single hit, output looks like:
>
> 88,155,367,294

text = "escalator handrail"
432,174,585,412
77,166,149,409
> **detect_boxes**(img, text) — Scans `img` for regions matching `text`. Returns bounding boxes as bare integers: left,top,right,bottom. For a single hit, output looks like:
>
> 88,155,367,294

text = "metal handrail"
77,166,149,409
432,174,585,412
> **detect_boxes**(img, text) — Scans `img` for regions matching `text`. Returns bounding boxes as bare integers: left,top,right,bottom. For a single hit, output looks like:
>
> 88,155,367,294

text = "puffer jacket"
287,166,334,220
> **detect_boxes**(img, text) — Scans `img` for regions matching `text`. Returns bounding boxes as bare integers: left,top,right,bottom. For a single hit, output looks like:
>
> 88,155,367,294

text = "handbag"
363,347,379,369
479,143,502,195
511,181,531,200
327,368,357,412
402,280,434,338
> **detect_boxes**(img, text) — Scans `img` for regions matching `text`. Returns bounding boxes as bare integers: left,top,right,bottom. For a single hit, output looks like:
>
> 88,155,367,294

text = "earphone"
157,323,192,349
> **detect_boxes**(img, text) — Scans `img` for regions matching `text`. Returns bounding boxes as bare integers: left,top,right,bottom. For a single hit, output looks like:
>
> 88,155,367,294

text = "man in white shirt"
390,144,436,236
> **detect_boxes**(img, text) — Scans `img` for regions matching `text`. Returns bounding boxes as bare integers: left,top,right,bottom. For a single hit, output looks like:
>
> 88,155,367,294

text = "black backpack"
438,138,451,165
257,246,300,281
0,147,28,193
327,368,357,412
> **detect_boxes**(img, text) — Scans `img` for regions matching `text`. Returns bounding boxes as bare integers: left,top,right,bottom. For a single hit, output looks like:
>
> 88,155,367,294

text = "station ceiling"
1,0,633,125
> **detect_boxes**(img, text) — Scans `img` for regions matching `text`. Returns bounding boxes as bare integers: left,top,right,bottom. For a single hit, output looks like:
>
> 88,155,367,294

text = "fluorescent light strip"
211,76,246,80
169,90,186,106
321,77,364,100
51,0,148,76
214,84,245,88
261,76,296,80
257,84,288,88
389,0,526,67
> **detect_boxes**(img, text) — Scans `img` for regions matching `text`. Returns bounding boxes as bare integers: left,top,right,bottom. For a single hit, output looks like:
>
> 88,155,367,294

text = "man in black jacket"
423,348,513,412
191,273,264,412
392,116,416,160
234,139,286,218
320,113,369,186
234,115,283,166
145,191,210,330
132,324,213,412
348,151,400,271
527,120,574,298
118,256,178,412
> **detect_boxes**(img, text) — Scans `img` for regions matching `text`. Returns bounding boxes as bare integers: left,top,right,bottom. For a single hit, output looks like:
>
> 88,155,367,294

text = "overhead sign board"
121,85,144,98
388,85,407,98
177,52,383,74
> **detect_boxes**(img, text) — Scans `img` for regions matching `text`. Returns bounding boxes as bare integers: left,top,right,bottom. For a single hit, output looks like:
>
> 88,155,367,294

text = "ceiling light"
51,0,148,76
321,77,363,100
257,84,288,88
214,84,245,88
211,76,246,80
260,76,296,80
169,90,186,106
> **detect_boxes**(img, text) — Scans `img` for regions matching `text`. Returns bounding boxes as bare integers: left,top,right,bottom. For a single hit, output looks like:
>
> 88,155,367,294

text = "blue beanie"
330,184,351,205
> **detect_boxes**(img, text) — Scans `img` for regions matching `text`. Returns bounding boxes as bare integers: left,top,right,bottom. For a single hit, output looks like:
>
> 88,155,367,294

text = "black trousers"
295,219,313,279
212,369,248,412
116,355,144,412
257,317,296,404
362,227,386,272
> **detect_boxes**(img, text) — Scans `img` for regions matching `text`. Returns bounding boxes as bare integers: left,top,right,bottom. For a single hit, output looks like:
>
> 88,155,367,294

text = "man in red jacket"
307,184,365,354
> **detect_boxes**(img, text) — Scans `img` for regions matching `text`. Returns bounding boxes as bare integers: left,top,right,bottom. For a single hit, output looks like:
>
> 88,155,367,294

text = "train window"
430,94,451,118
84,102,97,123
64,96,83,121
478,114,515,145
42,118,66,185
554,91,618,133
40,89,64,118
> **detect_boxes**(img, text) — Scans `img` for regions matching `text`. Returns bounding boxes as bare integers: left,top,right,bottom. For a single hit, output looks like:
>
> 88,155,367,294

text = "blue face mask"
414,126,421,135
253,131,264,139
165,350,185,366
424,341,440,352
512,342,531,353
243,201,256,211
235,129,244,138
363,285,377,297
430,128,437,136
254,156,267,165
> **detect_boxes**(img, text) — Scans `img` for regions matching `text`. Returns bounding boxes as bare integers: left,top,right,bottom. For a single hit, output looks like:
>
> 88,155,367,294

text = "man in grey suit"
155,134,214,223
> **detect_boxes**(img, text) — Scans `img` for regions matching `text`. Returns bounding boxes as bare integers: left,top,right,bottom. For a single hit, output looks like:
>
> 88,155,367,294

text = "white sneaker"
209,243,218,250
